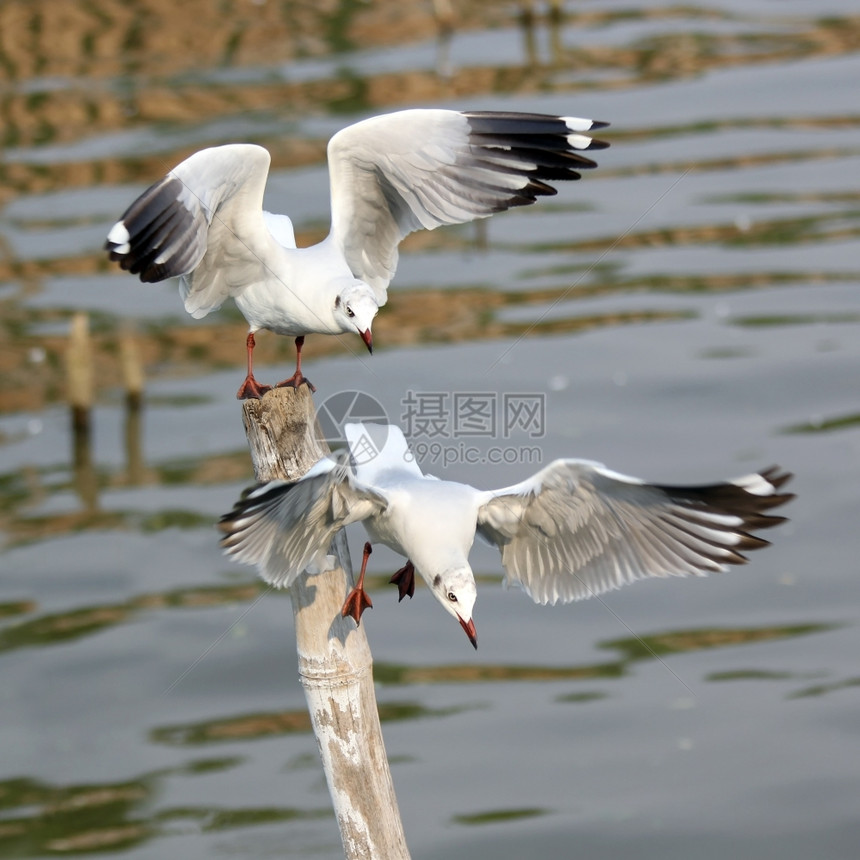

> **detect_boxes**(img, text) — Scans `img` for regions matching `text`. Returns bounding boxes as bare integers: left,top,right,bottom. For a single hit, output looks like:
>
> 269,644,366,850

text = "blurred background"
1,1,859,857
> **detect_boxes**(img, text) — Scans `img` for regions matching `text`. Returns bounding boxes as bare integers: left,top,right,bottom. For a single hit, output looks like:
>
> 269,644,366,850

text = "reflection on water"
0,600,35,620
2,1,859,858
1,4,858,156
0,559,835,672
788,676,860,699
598,623,838,662
0,771,332,856
152,700,476,746
454,807,547,825
0,583,263,654
0,775,154,855
0,614,839,855
782,412,860,434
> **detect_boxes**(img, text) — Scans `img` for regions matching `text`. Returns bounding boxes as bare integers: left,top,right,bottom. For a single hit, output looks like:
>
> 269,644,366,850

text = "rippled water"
2,1,859,857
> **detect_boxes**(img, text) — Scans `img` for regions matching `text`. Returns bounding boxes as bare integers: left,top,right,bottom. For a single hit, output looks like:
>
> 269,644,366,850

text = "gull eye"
447,592,458,602
346,307,355,318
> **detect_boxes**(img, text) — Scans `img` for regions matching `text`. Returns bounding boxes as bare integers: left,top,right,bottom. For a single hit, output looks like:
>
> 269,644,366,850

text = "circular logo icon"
316,390,389,464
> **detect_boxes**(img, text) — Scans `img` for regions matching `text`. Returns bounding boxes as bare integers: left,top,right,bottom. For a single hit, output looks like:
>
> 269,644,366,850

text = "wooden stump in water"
65,312,97,510
66,312,93,438
240,385,410,860
119,326,144,412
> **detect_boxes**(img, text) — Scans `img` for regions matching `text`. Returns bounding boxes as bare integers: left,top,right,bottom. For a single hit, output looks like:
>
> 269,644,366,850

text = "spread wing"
105,144,287,318
476,461,793,605
326,109,609,303
218,454,388,587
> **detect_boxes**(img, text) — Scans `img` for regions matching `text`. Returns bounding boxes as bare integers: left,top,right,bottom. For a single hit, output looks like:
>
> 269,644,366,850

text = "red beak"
458,616,478,650
360,329,373,354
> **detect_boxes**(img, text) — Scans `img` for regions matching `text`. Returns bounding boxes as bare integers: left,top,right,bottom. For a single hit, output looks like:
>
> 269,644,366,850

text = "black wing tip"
664,466,794,504
217,480,281,522
463,111,610,143
438,111,611,216
217,481,296,555
658,465,794,563
758,466,793,490
736,533,772,551
462,110,609,126
105,175,194,283
752,466,796,513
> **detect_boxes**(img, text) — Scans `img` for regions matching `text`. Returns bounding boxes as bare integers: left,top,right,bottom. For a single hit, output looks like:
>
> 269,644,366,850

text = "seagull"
218,423,794,648
105,109,609,398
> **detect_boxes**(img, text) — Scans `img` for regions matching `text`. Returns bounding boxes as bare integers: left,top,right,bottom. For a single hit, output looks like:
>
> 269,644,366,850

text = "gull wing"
219,454,388,587
326,109,609,302
476,461,793,605
105,144,286,318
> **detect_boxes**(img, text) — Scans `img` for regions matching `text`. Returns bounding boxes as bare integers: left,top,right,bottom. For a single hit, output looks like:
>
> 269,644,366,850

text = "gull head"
334,284,378,353
429,566,478,649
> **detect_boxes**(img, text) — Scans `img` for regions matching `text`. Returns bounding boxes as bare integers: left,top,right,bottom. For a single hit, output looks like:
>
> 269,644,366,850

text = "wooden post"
119,326,145,485
119,325,144,412
240,386,411,860
66,312,97,511
66,312,94,437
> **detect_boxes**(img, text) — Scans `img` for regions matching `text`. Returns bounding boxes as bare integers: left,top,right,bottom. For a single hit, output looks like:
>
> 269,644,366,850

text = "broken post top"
241,386,327,483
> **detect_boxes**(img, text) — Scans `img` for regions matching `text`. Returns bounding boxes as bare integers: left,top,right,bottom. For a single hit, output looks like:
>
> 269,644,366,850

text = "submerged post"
66,311,94,438
240,386,410,860
65,312,97,511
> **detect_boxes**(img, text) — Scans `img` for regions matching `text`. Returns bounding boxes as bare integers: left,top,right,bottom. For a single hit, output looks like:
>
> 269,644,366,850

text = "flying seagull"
105,109,609,398
218,423,794,648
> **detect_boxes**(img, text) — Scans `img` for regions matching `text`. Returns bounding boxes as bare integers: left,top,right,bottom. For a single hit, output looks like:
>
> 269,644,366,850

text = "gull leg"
342,542,374,624
275,336,316,392
389,560,415,602
236,332,272,400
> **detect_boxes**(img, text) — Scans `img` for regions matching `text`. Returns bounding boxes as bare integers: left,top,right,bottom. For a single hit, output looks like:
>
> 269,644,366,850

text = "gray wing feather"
326,109,608,301
476,461,793,605
105,144,282,318
219,455,388,587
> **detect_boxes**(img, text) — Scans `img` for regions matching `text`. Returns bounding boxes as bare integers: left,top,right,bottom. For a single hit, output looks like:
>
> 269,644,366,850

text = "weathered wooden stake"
66,311,93,437
66,312,97,510
119,326,145,485
240,386,411,860
119,325,144,412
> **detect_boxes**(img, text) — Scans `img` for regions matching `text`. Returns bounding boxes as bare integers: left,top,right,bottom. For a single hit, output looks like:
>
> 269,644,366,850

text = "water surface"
1,1,859,857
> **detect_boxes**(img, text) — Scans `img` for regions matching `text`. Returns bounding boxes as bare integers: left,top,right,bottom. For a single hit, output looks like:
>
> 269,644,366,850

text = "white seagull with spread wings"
218,423,793,648
105,109,608,398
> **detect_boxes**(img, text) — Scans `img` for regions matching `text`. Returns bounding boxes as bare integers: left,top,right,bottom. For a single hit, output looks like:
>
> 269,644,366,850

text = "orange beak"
360,329,373,354
458,616,477,650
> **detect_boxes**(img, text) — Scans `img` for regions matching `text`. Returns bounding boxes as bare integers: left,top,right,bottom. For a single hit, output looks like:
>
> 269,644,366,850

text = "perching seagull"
105,109,609,398
218,423,794,648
